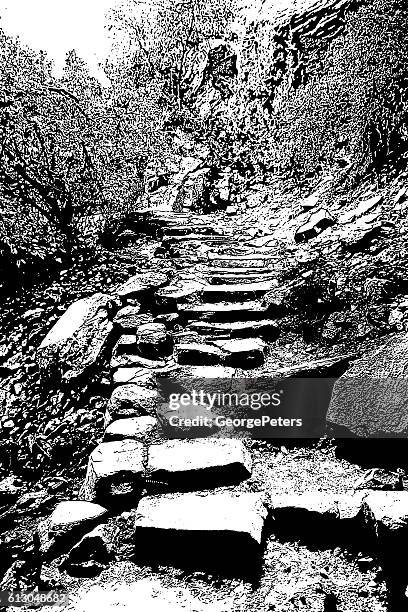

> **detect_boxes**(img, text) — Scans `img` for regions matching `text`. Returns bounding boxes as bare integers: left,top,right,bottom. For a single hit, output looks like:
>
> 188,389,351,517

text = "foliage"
109,0,236,109
0,28,168,285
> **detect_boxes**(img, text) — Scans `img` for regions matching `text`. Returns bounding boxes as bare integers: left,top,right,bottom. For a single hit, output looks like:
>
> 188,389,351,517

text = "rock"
113,307,152,331
104,416,158,442
107,385,158,422
117,272,168,300
362,491,408,537
154,313,180,328
36,501,108,557
271,353,354,377
174,342,226,366
113,367,156,387
134,492,266,573
261,287,288,313
300,193,319,210
0,476,22,504
137,323,173,358
295,209,335,242
37,293,113,381
213,338,267,368
110,353,167,370
340,194,383,224
327,333,408,437
80,440,145,504
146,439,251,491
114,334,138,353
63,524,113,577
155,280,205,308
269,493,339,520
226,205,238,215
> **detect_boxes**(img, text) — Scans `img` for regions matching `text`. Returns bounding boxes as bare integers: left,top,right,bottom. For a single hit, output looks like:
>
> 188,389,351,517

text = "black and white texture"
2,0,408,610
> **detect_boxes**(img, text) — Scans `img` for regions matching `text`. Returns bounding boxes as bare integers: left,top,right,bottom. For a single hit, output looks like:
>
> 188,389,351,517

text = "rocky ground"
2,169,408,611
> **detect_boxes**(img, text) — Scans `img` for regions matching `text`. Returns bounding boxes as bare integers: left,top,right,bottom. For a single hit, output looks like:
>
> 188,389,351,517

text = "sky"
0,0,120,84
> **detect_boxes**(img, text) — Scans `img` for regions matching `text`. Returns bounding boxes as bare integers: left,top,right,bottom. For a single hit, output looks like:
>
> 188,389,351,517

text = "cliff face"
192,0,408,183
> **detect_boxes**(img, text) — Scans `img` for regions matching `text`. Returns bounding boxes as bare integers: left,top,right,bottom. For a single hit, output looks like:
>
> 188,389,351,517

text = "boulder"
327,333,408,437
37,293,113,381
113,307,152,332
137,323,173,359
134,492,266,573
80,440,145,504
63,524,113,577
295,209,334,242
146,438,251,490
117,272,168,300
106,385,158,423
36,501,108,557
104,416,158,442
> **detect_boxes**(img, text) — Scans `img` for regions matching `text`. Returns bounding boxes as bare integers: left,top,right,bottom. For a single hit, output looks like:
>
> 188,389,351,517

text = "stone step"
80,440,145,504
203,266,276,275
162,235,232,245
213,338,268,368
177,300,269,322
187,319,280,340
175,342,226,366
146,439,252,491
162,225,220,237
208,253,275,268
200,280,278,302
175,338,267,368
209,272,278,285
134,491,267,573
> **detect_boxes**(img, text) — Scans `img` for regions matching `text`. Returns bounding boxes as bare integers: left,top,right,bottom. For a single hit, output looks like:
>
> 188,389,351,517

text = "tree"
109,0,236,109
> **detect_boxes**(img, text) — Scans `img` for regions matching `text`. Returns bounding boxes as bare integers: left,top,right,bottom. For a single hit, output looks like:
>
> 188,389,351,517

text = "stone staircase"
143,208,285,370
34,207,408,604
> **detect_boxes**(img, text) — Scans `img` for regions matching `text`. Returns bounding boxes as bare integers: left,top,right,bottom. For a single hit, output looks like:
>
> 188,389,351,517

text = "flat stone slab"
213,338,267,367
113,368,157,386
202,280,278,296
80,440,145,504
111,353,168,370
327,333,408,437
156,280,205,302
117,272,168,299
188,319,279,340
135,491,267,565
113,306,143,331
178,301,268,321
104,416,158,442
147,439,251,490
37,293,113,381
107,385,158,422
175,342,226,366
